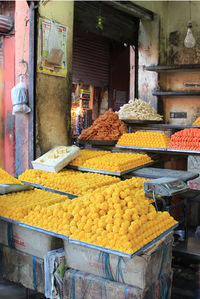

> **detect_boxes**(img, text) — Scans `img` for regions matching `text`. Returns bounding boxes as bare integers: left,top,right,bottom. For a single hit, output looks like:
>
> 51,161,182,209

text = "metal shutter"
72,32,110,88
0,15,13,33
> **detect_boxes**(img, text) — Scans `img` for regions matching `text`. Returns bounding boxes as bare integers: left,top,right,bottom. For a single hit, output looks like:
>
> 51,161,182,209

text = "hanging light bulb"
184,21,196,48
184,0,196,48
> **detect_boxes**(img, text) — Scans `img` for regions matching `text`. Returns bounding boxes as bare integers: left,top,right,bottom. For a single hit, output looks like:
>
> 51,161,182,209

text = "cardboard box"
0,245,44,294
63,269,173,299
32,145,80,172
64,233,173,289
0,219,63,259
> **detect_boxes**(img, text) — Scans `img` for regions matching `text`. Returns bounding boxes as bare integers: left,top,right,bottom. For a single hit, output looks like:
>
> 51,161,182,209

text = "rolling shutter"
72,32,110,88
0,15,13,34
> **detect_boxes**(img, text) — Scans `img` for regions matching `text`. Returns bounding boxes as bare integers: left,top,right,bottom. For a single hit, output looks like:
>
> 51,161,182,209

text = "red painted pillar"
2,36,15,176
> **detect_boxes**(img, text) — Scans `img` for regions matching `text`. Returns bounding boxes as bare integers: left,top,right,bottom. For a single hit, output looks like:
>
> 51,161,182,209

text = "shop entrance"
71,1,139,137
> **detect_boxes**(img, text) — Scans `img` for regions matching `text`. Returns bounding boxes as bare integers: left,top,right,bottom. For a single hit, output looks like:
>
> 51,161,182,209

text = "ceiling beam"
105,1,154,21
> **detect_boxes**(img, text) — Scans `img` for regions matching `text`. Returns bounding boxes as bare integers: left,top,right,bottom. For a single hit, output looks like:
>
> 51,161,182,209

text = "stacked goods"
117,131,170,148
116,99,163,120
19,169,120,196
78,110,128,140
0,246,44,294
63,269,173,299
0,168,22,184
0,189,67,221
193,116,200,125
168,128,200,150
82,152,152,172
70,149,109,166
21,178,177,254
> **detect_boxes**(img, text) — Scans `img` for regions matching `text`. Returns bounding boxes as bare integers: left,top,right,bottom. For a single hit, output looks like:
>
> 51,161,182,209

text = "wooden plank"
105,1,154,21
153,90,200,96
145,64,200,72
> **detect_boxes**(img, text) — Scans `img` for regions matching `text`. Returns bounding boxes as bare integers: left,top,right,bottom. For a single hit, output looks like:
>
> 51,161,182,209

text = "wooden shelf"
152,90,200,96
145,64,200,72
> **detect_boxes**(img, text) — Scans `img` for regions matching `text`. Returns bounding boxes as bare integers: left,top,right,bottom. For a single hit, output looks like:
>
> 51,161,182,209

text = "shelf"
145,64,200,72
152,90,200,96
116,145,200,155
121,119,164,124
121,122,200,130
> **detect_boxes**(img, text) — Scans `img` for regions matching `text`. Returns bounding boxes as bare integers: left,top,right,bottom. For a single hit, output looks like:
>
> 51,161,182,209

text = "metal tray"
167,148,200,155
116,145,200,155
0,216,69,241
121,119,164,124
68,161,155,176
21,181,78,199
0,184,33,195
77,139,118,146
69,224,178,259
116,145,168,152
0,216,178,258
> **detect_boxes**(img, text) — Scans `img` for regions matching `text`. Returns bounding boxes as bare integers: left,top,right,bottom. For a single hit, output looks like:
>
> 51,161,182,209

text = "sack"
11,76,31,115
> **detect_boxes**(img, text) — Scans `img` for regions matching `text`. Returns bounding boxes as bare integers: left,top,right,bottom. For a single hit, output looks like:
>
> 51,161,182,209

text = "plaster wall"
36,0,74,157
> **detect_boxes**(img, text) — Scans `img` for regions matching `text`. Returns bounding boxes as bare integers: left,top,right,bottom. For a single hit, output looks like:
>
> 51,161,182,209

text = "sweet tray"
0,183,33,195
116,145,200,155
0,215,178,258
21,181,78,199
0,216,69,241
69,224,178,259
68,161,155,176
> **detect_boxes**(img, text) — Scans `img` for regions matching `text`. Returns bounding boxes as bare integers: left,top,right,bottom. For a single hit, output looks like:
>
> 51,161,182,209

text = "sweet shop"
0,1,199,299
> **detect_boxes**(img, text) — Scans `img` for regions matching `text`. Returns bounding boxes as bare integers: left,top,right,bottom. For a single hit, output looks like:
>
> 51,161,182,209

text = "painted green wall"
36,0,74,157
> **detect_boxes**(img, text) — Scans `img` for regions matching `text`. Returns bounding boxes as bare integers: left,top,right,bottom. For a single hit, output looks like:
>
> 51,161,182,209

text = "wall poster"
37,17,68,77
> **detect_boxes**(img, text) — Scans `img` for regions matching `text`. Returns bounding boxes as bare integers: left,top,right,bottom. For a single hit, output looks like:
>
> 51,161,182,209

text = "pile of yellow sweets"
22,177,177,254
70,149,109,166
0,168,22,185
117,132,170,148
79,152,152,172
0,189,67,221
18,169,120,196
193,116,200,125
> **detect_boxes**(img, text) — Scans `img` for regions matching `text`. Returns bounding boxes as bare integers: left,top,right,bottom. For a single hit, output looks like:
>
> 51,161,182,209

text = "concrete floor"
0,276,45,299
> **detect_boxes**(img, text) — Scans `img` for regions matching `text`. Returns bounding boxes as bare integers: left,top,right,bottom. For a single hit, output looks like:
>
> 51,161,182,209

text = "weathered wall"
135,1,166,110
136,1,200,123
137,1,200,64
15,0,30,176
138,14,159,109
36,0,74,157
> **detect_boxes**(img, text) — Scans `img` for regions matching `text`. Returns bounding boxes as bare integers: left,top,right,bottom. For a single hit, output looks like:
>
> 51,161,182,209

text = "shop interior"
0,1,200,298
71,1,138,137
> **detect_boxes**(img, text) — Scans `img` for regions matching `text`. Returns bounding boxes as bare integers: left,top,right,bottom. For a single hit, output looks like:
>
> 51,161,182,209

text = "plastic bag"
46,21,64,66
11,76,31,115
